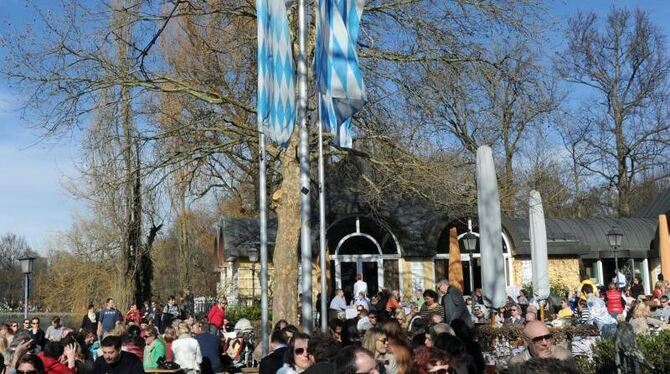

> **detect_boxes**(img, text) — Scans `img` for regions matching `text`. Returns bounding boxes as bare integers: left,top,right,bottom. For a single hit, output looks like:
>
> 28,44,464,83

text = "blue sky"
2,0,670,252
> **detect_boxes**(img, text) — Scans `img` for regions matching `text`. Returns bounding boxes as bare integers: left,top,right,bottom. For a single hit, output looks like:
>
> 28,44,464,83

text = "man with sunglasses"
509,321,575,369
28,318,45,352
504,304,525,326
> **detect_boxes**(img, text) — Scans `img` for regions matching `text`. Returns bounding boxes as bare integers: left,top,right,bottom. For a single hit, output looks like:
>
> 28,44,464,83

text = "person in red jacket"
38,341,78,374
125,303,142,326
605,282,624,318
207,297,227,335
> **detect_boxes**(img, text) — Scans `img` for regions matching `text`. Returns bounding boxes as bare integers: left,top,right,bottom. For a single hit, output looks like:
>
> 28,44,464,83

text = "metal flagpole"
318,102,328,332
256,0,269,354
258,130,269,356
297,0,313,333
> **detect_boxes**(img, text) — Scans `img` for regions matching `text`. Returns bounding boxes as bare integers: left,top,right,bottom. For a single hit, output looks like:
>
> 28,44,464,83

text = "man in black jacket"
259,330,289,374
437,279,473,328
94,335,144,373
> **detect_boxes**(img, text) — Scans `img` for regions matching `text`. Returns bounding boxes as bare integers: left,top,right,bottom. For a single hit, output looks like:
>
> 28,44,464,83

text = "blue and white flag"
316,0,367,148
257,0,296,145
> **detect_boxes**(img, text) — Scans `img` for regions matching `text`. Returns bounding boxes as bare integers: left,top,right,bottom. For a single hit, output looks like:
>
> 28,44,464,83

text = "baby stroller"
223,318,258,372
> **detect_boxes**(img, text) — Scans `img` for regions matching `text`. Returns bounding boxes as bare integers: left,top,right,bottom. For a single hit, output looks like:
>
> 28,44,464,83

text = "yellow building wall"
232,260,328,301
234,261,275,299
511,257,581,291
399,258,436,301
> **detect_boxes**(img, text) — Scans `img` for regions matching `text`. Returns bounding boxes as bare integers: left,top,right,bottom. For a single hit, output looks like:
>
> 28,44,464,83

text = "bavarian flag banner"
316,0,367,148
257,0,296,145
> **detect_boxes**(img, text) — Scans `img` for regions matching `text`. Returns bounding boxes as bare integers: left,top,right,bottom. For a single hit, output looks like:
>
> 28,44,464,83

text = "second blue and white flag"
316,0,367,148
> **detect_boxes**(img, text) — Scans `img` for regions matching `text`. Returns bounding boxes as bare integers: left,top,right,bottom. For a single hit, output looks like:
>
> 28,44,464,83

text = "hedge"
577,330,670,374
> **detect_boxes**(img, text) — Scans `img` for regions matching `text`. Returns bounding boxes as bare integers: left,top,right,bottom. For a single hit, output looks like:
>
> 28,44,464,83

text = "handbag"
157,357,181,370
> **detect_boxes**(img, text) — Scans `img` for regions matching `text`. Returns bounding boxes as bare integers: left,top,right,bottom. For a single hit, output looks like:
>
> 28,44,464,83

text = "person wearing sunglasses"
362,328,397,374
508,321,575,369
277,332,313,374
27,319,45,353
504,304,525,326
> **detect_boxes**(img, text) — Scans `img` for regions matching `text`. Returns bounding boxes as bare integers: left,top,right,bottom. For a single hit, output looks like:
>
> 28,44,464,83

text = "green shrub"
225,303,265,322
575,354,596,374
583,330,670,374
636,330,670,373
590,337,616,374
521,281,569,299
550,281,570,299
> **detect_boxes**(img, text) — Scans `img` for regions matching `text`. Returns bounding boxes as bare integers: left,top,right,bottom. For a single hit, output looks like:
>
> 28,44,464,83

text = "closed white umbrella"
476,146,507,309
529,190,550,301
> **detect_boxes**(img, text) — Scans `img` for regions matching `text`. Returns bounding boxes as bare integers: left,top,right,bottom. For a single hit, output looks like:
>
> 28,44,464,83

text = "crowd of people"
2,271,669,373
321,276,578,374
0,289,229,374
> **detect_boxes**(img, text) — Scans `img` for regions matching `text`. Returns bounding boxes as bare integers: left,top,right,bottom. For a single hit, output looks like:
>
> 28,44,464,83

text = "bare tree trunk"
272,131,301,325
178,184,190,288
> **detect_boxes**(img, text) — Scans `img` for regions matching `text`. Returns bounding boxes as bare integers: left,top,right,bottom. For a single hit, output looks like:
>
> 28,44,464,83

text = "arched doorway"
328,216,401,300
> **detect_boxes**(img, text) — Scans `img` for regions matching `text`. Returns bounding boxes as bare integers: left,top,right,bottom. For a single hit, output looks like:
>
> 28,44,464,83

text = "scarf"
88,311,97,323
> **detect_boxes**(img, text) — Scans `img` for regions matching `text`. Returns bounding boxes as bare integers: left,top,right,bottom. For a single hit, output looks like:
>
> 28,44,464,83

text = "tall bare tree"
555,7,670,217
404,39,560,213
1,0,544,324
0,233,34,306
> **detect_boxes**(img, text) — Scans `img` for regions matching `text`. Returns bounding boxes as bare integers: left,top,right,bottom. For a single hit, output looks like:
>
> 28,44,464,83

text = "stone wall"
512,257,581,291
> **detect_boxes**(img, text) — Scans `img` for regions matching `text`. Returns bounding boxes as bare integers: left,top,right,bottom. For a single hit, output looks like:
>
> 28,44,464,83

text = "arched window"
327,216,402,298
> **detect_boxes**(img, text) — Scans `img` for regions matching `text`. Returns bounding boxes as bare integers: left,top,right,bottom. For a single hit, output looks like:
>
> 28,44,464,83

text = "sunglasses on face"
31,322,39,325
17,370,38,374
429,369,448,374
294,347,309,356
531,334,553,344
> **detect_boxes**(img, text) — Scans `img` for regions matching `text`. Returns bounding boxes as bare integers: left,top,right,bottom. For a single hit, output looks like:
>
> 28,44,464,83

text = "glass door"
340,261,357,302
362,261,379,296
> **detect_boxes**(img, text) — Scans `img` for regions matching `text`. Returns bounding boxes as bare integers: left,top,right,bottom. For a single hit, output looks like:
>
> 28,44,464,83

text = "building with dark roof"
213,159,666,304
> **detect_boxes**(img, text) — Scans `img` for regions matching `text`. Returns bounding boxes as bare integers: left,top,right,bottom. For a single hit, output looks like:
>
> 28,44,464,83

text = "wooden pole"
540,303,545,321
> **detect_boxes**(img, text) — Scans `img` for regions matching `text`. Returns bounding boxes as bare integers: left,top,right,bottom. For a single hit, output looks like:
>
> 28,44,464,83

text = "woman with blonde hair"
172,322,201,373
0,336,7,366
651,281,665,301
391,343,411,374
362,327,398,374
630,302,663,335
394,308,409,330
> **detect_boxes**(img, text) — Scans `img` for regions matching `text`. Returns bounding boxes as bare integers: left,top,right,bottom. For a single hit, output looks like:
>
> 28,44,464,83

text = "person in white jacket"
172,322,202,373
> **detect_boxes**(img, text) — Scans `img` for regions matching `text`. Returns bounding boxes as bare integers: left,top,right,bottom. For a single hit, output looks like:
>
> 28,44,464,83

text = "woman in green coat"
143,327,167,370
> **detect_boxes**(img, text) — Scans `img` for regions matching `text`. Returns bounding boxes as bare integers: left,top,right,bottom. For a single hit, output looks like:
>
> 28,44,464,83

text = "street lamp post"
607,226,624,273
18,256,36,319
248,247,259,303
462,231,478,295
